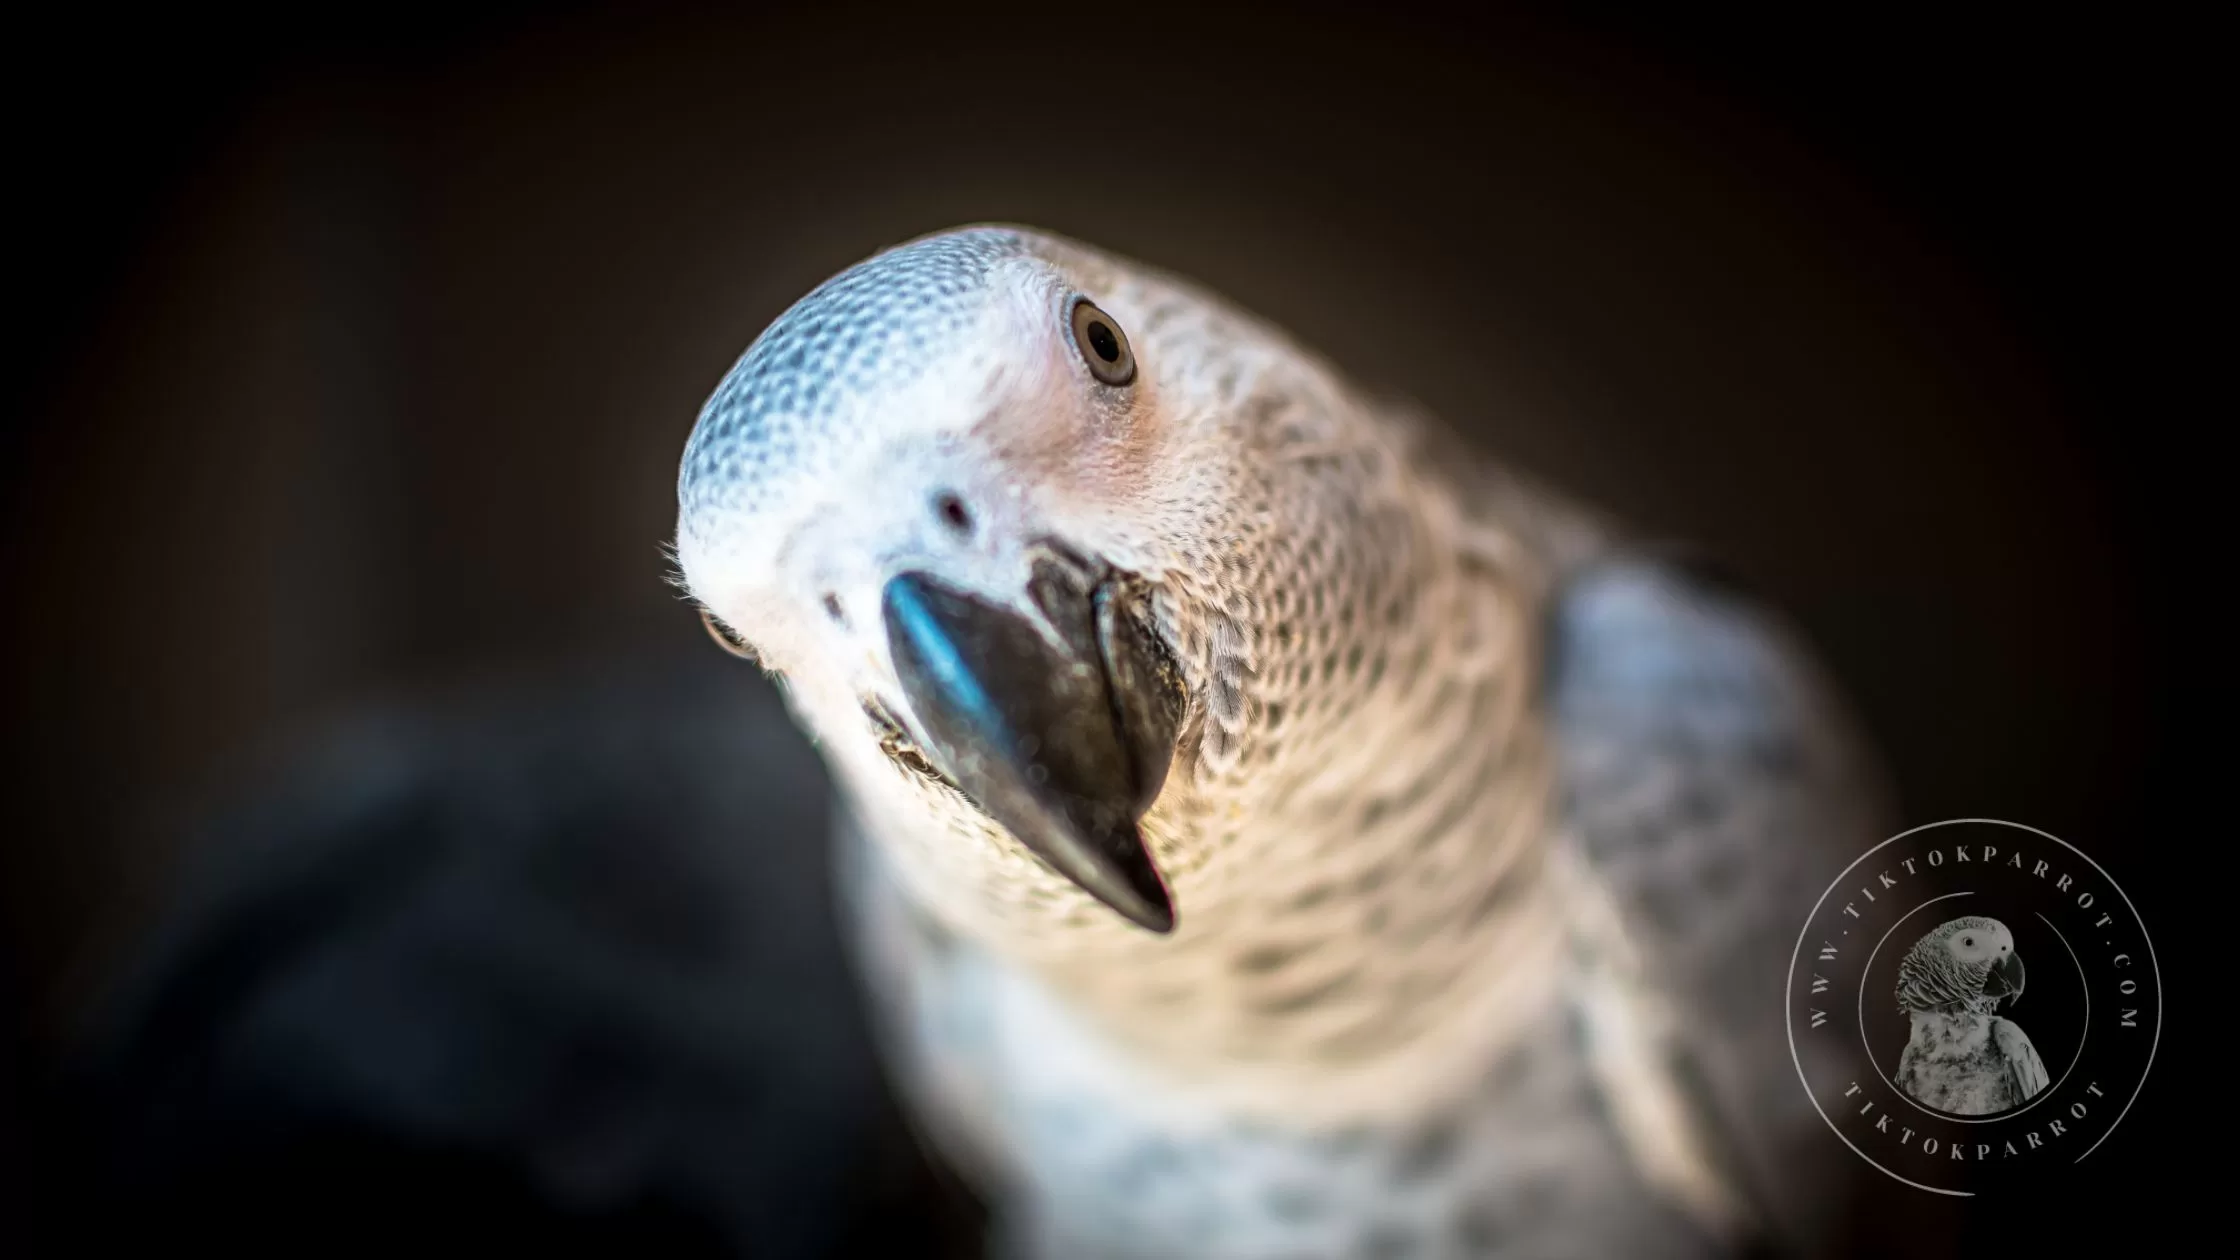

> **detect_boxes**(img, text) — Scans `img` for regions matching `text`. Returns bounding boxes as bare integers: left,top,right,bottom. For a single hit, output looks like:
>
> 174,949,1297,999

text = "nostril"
933,491,973,535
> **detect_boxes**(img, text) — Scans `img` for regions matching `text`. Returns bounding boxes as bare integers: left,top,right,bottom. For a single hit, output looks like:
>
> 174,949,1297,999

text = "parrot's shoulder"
1538,547,1897,825
1991,1016,2039,1057
1541,550,1802,725
1539,543,1897,954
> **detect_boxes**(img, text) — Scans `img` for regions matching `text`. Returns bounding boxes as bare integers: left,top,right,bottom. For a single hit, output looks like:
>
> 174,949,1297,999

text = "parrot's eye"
1069,298,1136,386
1962,936,1975,947
700,606,761,664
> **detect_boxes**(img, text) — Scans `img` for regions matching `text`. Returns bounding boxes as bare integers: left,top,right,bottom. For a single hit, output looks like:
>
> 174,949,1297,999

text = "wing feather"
1993,1016,2051,1101
1543,554,1899,1253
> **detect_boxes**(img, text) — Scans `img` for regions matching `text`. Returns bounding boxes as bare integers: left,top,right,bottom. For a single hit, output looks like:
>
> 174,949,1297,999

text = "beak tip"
1086,820,1176,934
1129,894,1177,935
884,567,1186,937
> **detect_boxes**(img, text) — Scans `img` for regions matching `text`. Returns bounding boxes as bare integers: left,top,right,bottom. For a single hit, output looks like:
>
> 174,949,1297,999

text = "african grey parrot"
672,225,1903,1258
1892,915,2048,1117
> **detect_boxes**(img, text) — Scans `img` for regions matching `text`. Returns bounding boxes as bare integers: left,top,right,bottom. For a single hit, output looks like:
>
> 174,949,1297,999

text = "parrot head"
1895,914,2026,1013
673,225,1457,943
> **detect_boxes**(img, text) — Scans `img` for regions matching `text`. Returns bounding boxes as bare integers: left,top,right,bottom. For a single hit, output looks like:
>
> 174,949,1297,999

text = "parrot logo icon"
1785,818,2161,1195
1891,916,2048,1115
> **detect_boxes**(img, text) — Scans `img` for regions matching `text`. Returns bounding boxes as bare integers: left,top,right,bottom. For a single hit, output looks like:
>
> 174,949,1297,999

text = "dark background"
2,3,2203,1255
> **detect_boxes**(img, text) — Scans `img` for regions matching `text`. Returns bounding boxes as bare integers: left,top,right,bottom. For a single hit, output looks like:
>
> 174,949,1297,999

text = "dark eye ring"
1962,937,1975,947
700,606,760,663
1069,297,1136,386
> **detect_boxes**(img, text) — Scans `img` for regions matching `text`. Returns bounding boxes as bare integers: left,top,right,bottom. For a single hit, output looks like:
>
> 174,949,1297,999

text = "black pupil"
1964,938,1973,946
1086,319,1120,362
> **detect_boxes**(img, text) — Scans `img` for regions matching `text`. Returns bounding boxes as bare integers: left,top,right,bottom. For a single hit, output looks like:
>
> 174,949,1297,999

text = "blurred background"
2,3,2200,1256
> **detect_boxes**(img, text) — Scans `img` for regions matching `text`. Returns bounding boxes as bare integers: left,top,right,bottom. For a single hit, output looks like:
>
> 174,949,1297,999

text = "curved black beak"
881,555,1185,933
1987,949,2026,1003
